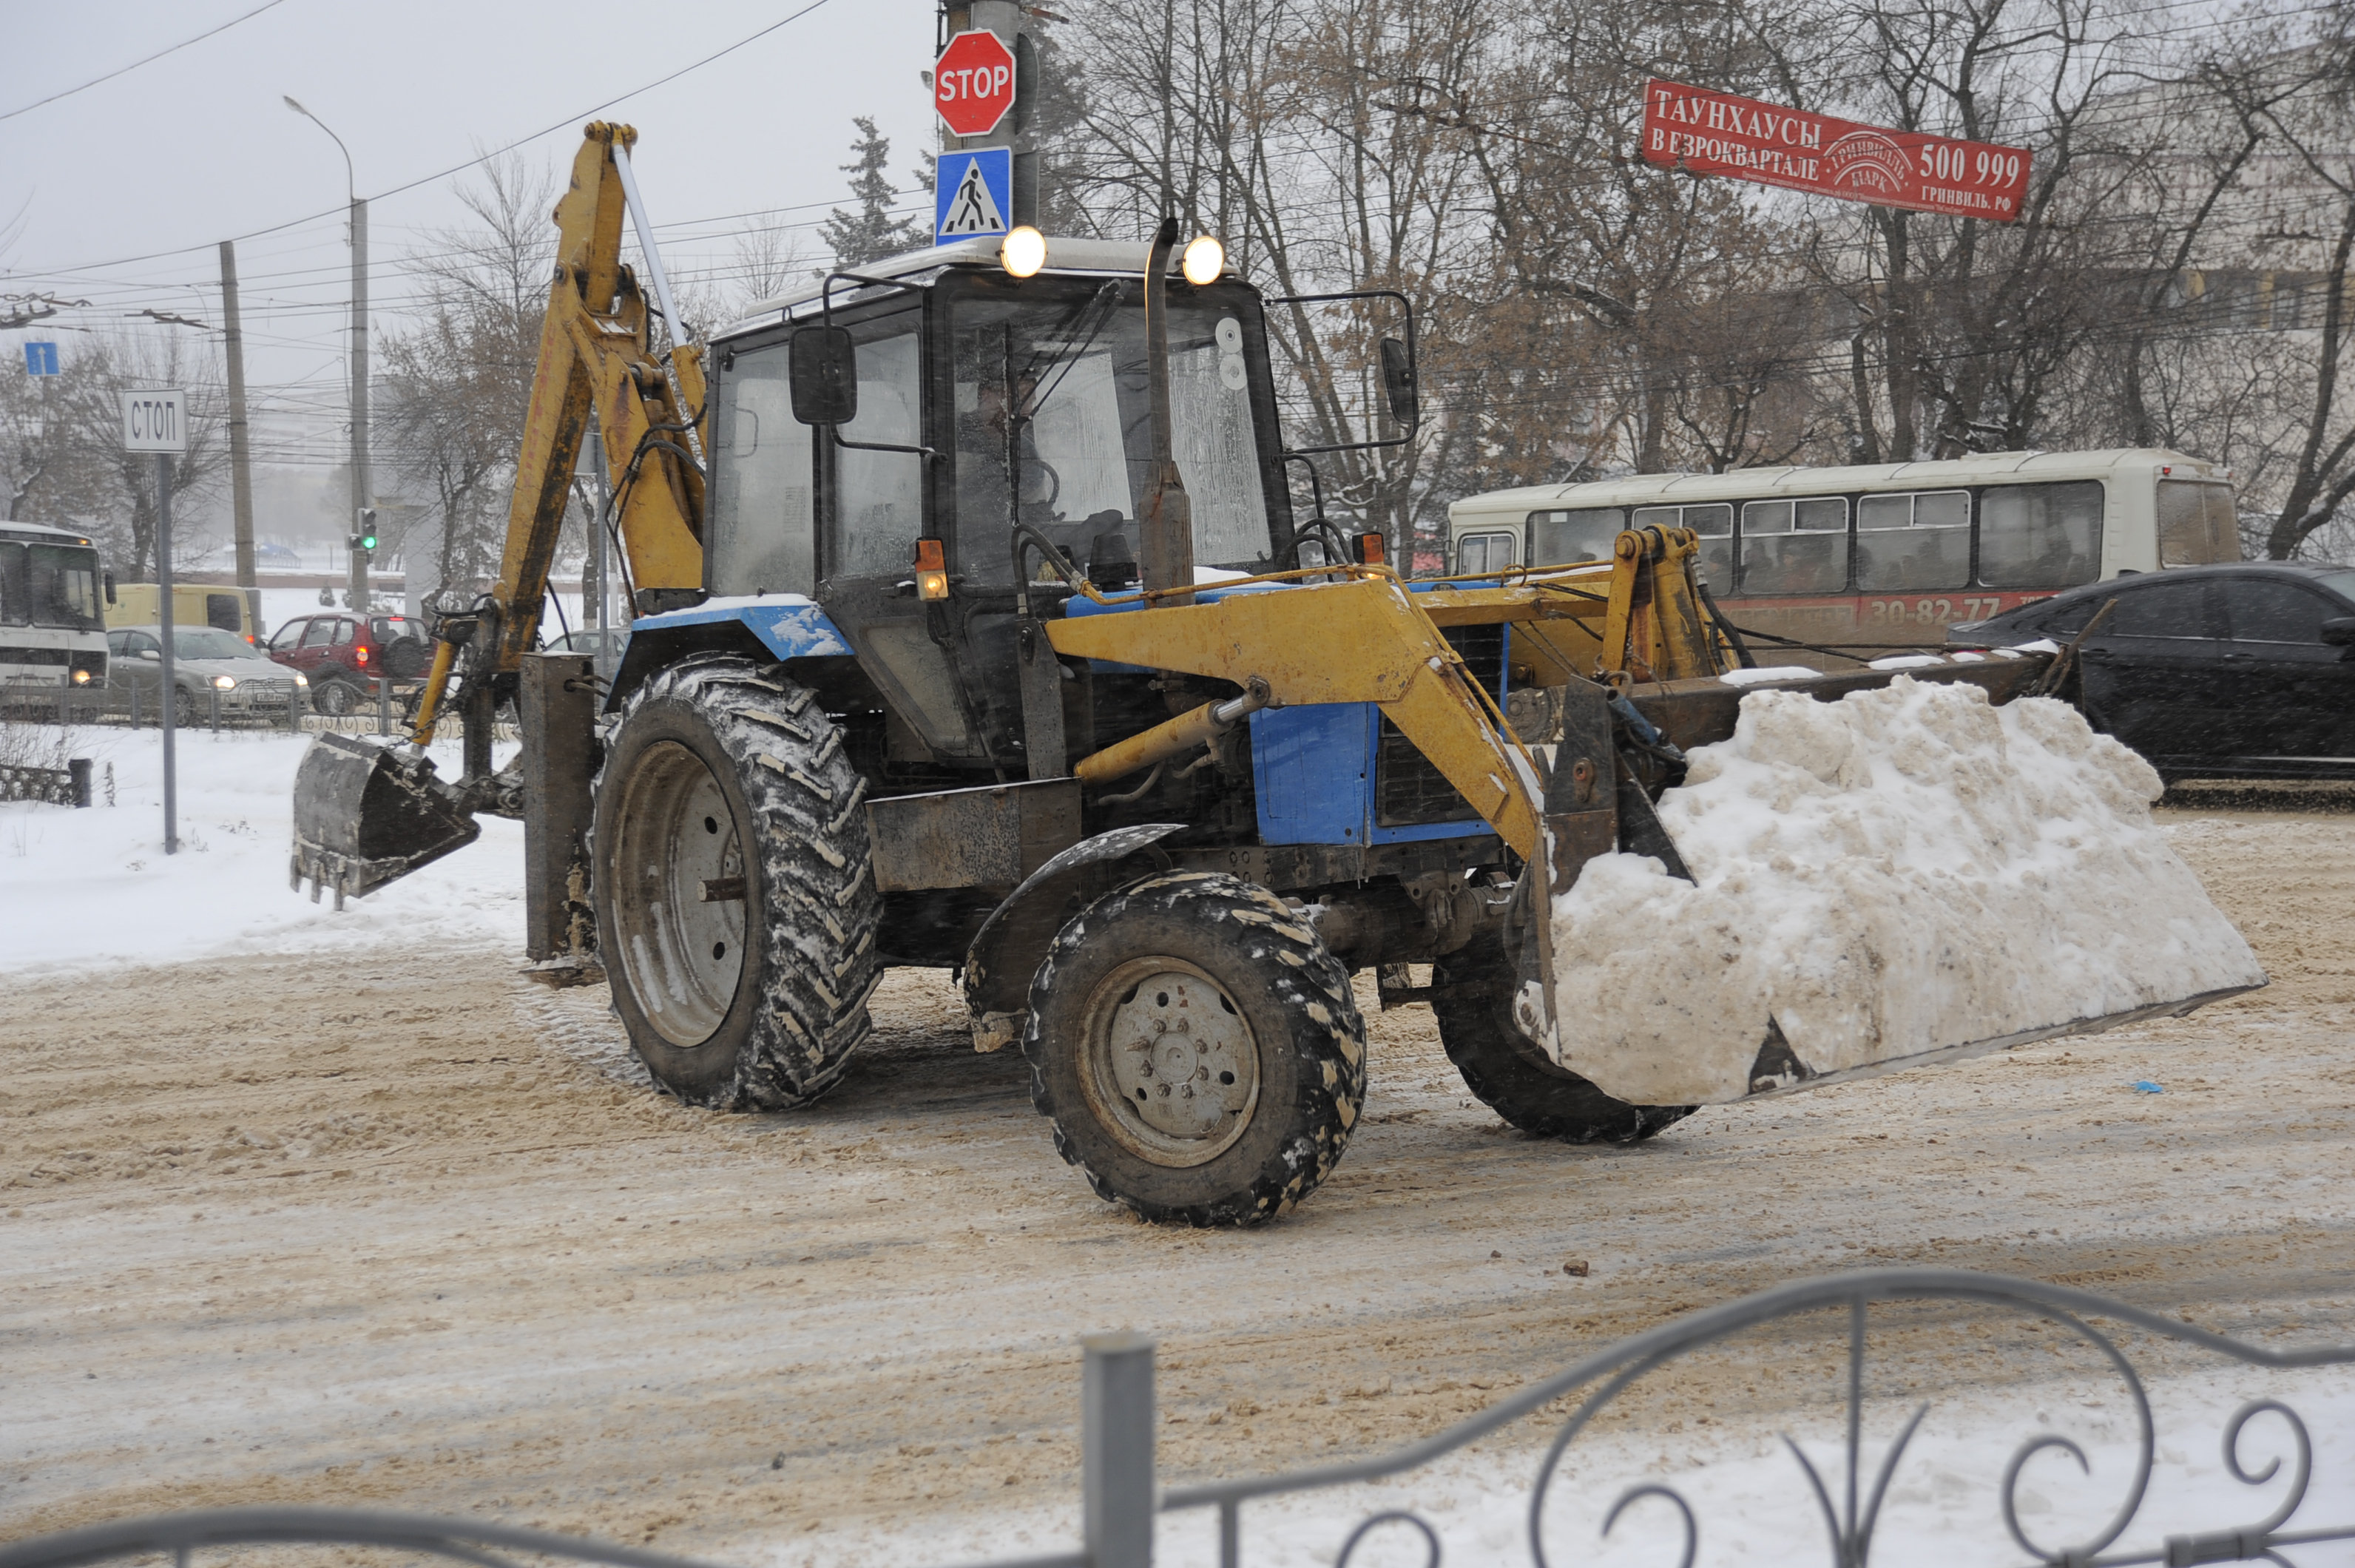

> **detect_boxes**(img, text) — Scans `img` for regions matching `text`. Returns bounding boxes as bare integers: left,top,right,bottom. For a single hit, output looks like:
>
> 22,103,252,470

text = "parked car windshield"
2318,570,2355,606
172,626,272,660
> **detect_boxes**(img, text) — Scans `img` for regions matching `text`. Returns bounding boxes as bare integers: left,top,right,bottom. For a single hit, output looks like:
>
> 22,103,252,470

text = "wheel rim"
317,683,348,715
609,739,747,1048
1075,957,1260,1167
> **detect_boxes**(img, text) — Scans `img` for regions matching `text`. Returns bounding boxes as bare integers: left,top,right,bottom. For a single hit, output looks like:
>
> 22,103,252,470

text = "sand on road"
4,804,2352,1559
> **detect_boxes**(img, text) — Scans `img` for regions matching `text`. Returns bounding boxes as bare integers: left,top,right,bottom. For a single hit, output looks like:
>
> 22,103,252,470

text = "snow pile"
0,726,524,976
1547,677,2264,1105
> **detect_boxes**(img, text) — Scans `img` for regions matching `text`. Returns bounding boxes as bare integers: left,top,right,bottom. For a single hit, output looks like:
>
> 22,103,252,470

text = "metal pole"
220,240,257,593
1081,1332,1155,1568
348,195,371,614
157,453,180,854
377,670,391,736
588,424,610,675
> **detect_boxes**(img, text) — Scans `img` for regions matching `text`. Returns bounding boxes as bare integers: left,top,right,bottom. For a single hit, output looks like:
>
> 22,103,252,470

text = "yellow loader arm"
1043,525,1734,864
412,121,707,748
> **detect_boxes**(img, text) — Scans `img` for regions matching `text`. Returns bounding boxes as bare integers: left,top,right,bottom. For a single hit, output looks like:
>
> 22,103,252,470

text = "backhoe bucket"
1511,658,2267,1107
290,733,480,910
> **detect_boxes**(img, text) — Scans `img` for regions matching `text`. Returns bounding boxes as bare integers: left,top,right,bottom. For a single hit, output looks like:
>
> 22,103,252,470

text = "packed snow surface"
1547,677,2264,1104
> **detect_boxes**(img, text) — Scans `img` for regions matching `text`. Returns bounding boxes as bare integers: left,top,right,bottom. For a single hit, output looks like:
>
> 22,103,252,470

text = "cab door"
814,304,991,760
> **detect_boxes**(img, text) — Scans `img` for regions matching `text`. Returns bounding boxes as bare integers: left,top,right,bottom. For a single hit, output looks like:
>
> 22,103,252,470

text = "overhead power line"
0,0,297,124
0,0,841,281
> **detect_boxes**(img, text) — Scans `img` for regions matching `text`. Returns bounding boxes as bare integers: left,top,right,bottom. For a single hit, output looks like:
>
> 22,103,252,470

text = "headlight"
1000,225,1047,279
212,675,237,690
1180,234,1226,285
293,673,309,687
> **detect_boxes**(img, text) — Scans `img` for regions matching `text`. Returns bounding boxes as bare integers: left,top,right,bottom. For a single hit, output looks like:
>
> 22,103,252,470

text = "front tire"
1431,935,1695,1142
594,655,882,1109
1022,872,1366,1226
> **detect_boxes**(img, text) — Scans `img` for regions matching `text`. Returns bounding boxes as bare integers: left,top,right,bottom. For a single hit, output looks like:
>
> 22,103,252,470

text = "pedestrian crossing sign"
935,147,1013,243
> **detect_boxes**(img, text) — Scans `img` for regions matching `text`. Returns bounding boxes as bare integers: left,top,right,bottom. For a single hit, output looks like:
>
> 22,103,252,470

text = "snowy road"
4,731,2354,1564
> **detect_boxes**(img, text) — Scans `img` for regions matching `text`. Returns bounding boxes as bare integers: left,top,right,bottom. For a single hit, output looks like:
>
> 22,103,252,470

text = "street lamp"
285,94,371,614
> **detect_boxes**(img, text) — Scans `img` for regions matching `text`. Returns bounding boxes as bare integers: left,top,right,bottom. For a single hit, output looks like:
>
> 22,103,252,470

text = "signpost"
934,29,1017,138
936,147,1013,243
24,342,60,376
1642,80,2032,223
122,390,189,854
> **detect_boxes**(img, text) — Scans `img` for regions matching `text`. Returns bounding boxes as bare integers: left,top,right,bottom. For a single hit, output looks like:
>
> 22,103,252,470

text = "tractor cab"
697,236,1305,766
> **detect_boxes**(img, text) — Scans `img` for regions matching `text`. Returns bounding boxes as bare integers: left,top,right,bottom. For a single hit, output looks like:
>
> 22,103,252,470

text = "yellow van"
106,583,263,643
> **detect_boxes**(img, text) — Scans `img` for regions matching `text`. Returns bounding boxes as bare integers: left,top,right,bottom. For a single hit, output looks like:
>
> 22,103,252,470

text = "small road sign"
121,389,189,453
24,341,59,376
935,29,1016,138
936,148,1014,242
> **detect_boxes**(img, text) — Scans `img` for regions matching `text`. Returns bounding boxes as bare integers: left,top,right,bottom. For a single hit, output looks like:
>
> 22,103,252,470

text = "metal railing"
4,1268,2351,1568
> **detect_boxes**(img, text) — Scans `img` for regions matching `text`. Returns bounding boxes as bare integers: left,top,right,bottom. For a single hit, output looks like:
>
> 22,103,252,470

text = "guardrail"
3,1268,2350,1568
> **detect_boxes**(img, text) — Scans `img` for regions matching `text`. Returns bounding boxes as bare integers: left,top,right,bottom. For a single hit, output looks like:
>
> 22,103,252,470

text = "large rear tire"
1022,872,1365,1226
1431,935,1694,1142
594,654,882,1109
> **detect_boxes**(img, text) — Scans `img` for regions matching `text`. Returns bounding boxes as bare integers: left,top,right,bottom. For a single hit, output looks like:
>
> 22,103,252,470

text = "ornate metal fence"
4,1268,2351,1568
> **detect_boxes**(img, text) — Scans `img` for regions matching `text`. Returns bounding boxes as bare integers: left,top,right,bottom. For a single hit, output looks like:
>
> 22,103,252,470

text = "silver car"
107,624,308,724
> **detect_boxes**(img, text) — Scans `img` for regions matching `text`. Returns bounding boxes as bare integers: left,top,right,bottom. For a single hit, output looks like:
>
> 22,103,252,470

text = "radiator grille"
1374,624,1506,828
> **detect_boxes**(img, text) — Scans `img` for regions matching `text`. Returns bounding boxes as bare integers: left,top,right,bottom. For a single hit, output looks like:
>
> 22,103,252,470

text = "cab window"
824,317,926,581
2157,481,2240,566
709,337,817,597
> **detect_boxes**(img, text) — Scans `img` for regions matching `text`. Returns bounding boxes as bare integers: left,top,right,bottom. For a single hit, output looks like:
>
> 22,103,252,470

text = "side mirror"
789,326,859,425
1378,337,1417,426
104,572,117,606
2322,616,2355,646
138,649,161,662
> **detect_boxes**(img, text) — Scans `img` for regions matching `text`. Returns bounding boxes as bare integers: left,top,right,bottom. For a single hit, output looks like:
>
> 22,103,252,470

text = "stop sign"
935,30,1016,138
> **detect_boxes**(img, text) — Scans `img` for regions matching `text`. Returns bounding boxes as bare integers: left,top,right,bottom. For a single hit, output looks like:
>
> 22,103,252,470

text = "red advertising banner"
1641,79,2031,223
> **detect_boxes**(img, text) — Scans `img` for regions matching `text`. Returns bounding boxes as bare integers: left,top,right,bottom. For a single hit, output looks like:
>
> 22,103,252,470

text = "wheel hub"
1081,961,1259,1166
609,740,746,1048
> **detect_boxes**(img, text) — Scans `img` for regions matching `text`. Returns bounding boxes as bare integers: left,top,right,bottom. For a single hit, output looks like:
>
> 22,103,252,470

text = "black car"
1948,562,2355,780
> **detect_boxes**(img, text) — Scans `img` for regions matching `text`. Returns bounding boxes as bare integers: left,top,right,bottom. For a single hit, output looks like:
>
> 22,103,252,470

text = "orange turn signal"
1351,531,1386,567
913,538,950,601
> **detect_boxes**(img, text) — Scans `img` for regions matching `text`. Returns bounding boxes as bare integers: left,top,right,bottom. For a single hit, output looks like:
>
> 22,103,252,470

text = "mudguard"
960,823,1188,1044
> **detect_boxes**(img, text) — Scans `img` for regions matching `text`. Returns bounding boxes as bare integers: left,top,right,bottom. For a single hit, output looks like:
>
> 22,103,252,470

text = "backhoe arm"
412,122,706,758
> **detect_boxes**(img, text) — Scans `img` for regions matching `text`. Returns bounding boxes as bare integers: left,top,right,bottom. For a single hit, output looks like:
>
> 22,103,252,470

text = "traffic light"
350,507,379,557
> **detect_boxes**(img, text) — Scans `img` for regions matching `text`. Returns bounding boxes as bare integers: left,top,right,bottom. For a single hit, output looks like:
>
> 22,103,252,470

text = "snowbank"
1547,677,2264,1105
0,726,524,976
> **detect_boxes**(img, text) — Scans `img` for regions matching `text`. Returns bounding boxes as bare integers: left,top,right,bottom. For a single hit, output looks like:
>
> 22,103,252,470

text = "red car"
267,611,431,714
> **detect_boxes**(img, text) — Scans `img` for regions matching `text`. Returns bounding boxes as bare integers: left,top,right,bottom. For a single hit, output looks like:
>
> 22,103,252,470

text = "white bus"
1445,448,2240,658
0,520,109,704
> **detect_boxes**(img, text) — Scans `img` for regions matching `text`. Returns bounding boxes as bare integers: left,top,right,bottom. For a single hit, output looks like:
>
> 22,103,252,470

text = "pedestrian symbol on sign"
934,148,1013,244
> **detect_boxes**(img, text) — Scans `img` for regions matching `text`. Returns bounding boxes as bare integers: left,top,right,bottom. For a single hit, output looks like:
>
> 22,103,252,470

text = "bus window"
1856,490,1969,592
1633,503,1732,589
27,546,102,631
1738,497,1848,595
0,544,24,624
1979,481,2103,589
1456,531,1518,575
1527,507,1623,566
2156,481,2240,566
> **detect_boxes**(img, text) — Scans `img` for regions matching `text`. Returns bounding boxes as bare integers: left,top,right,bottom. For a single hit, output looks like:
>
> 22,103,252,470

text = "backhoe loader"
291,124,2257,1226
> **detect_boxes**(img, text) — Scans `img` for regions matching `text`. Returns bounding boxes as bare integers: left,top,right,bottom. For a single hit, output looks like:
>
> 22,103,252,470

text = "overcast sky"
1,0,937,487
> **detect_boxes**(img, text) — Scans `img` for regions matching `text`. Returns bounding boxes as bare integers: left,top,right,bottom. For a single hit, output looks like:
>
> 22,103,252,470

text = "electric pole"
349,194,370,613
285,97,370,613
219,240,257,594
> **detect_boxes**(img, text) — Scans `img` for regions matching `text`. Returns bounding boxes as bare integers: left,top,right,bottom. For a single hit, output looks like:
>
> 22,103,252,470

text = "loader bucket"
1513,658,2268,1107
290,733,480,910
